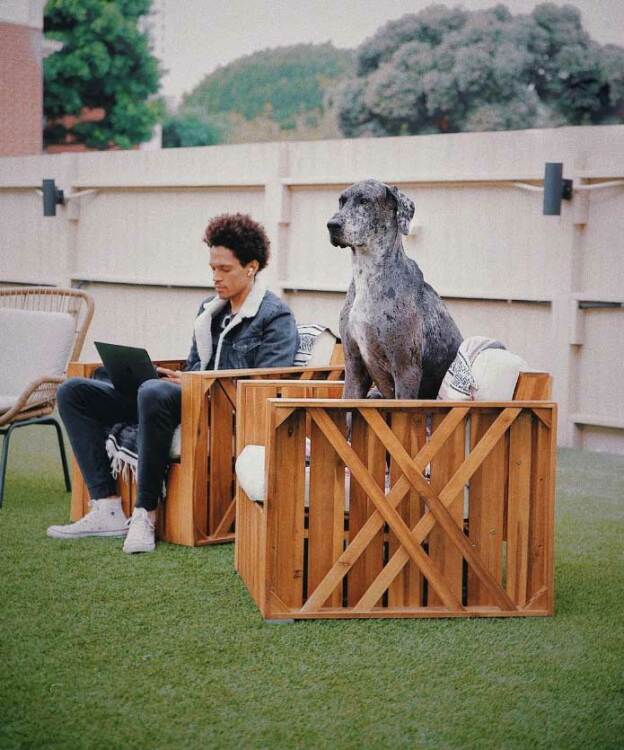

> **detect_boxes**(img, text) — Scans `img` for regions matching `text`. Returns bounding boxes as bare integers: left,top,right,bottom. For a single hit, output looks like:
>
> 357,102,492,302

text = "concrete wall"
1,126,623,453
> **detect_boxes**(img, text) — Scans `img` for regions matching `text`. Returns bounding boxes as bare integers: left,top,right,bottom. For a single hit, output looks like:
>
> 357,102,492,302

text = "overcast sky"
154,0,624,102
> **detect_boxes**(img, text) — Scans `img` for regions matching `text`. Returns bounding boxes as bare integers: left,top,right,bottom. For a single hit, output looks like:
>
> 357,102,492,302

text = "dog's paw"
366,386,384,399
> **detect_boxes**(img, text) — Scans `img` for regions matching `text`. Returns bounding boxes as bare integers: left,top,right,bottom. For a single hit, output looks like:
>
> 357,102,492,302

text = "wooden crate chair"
235,372,557,620
68,343,344,546
0,287,94,507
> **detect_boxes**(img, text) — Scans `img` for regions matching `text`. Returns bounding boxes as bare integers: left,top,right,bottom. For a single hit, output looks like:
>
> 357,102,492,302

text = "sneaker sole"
123,543,156,554
47,528,128,539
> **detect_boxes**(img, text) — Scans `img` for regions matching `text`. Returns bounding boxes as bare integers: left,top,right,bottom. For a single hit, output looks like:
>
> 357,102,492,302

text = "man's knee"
57,377,91,411
137,379,178,419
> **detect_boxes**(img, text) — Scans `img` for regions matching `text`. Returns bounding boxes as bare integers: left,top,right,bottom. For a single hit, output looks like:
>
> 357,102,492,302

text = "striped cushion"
295,324,337,367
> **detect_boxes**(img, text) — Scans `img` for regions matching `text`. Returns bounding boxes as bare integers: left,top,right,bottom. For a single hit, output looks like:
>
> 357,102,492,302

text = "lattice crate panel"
262,401,556,620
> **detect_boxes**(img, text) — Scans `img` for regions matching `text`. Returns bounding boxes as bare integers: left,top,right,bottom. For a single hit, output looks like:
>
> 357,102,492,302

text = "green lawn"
1,424,623,749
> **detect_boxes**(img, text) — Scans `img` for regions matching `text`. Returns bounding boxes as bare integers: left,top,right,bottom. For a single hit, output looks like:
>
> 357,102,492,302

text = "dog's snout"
327,218,342,231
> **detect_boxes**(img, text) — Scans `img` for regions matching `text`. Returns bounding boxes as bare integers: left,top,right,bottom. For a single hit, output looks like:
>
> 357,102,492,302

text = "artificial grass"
1,424,623,750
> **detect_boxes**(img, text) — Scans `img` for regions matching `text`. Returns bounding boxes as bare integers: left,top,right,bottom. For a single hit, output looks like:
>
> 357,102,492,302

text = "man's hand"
156,366,182,384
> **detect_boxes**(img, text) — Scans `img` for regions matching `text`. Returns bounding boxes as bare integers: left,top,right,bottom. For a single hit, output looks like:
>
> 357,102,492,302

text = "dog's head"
327,179,415,249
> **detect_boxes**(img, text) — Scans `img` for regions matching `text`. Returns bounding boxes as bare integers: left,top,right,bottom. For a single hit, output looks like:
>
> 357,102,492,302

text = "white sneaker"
122,508,156,554
47,498,128,539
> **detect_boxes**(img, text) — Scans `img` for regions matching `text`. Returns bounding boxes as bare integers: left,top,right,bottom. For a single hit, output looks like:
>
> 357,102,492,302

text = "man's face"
209,245,253,300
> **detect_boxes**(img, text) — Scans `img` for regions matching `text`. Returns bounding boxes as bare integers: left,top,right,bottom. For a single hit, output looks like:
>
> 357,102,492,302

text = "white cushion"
306,329,337,367
471,349,527,401
295,324,338,367
236,444,266,502
236,444,315,505
438,338,528,402
0,308,75,403
169,425,181,460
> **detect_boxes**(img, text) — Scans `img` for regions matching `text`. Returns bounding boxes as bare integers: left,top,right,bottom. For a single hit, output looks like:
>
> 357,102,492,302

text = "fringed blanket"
105,422,139,482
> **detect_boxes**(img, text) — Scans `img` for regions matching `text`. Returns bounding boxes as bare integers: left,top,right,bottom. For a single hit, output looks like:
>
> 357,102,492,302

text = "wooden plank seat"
235,373,557,620
67,345,344,547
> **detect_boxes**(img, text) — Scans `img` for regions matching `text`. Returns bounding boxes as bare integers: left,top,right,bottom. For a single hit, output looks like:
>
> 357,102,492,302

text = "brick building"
0,0,61,157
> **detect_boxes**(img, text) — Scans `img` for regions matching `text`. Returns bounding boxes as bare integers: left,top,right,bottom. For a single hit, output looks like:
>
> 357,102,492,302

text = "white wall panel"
74,189,264,286
574,309,624,418
579,188,624,297
78,283,209,362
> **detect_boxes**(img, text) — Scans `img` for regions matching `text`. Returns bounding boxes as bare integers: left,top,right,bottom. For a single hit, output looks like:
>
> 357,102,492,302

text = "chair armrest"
67,358,187,379
204,364,345,380
0,375,64,426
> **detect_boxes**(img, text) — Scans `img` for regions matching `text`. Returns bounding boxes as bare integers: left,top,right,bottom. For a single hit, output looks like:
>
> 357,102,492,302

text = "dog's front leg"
343,346,372,399
391,346,423,399
394,370,423,400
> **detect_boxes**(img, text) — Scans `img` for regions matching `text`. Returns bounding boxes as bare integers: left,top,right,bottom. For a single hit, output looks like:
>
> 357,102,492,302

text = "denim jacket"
184,283,299,371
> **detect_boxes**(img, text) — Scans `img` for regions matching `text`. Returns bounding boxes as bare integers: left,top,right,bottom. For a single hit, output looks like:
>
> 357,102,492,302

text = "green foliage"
44,0,161,149
161,116,224,148
180,43,353,131
336,3,624,137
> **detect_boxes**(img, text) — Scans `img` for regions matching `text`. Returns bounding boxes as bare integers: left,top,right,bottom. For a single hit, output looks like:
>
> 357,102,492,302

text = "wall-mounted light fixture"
39,179,98,218
42,179,64,216
512,164,624,222
542,162,573,216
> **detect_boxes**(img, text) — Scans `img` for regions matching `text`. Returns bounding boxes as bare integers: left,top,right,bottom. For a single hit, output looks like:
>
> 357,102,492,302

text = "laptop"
94,341,159,397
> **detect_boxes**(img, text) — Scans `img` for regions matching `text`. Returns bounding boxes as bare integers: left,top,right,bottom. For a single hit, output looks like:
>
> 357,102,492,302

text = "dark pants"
57,377,181,511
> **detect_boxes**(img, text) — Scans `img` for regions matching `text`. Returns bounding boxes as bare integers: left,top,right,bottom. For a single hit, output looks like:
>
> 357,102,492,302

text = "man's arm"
254,309,299,369
183,299,210,372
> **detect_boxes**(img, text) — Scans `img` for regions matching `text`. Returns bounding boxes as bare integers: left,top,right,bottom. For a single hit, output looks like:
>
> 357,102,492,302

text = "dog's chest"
348,286,383,363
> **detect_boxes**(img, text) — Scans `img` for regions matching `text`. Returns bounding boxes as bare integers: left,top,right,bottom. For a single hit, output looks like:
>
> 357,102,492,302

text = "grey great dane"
327,178,463,399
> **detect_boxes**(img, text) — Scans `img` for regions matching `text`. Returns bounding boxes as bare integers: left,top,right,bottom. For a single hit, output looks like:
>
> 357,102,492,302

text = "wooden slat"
388,412,426,607
245,384,279,446
211,498,237,539
208,382,234,536
118,471,133,519
67,361,98,520
218,377,238,409
513,372,552,400
506,412,533,605
467,412,507,606
427,414,465,607
387,412,410,607
308,415,345,607
347,411,385,607
265,410,307,610
527,417,552,606
162,375,212,545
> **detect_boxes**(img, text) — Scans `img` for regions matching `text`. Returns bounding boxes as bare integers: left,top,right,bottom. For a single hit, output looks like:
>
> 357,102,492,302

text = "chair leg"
0,416,73,508
0,425,15,510
47,417,72,493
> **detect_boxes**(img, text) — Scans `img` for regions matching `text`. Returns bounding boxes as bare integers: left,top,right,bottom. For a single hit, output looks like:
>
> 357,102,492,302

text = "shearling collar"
194,280,267,370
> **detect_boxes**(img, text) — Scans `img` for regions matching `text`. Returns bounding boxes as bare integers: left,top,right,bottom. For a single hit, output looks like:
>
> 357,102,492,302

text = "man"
47,213,298,553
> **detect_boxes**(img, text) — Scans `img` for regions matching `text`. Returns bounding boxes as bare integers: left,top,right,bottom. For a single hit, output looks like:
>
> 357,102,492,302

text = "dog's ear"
385,184,415,235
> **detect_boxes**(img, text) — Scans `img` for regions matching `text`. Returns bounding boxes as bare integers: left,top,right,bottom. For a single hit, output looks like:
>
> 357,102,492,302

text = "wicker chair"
0,287,94,507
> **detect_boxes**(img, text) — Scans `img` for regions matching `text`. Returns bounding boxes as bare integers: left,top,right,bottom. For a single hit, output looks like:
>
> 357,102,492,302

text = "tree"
44,0,161,149
161,116,223,148
180,43,353,132
335,3,624,137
